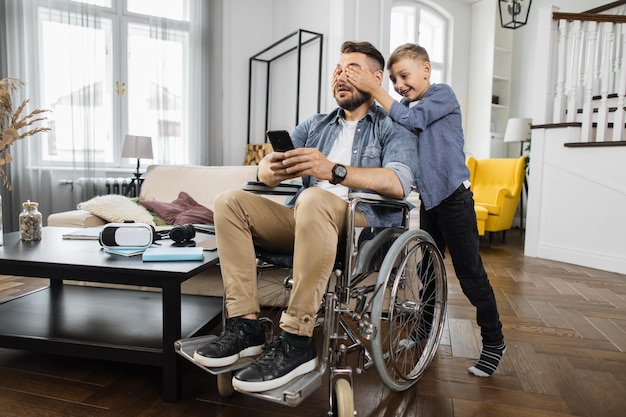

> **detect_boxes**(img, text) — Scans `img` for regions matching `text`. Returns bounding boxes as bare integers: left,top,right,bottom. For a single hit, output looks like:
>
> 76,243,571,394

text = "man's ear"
374,69,384,84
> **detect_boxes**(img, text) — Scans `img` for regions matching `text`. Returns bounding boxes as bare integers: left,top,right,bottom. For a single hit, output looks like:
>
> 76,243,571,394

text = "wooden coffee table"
0,227,222,402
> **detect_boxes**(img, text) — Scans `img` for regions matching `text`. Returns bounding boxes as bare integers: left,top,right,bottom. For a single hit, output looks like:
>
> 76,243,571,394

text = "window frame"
29,0,192,169
389,0,452,85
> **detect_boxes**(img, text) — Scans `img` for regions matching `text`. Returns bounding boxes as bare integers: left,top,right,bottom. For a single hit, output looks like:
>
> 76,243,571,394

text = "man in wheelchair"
192,41,419,393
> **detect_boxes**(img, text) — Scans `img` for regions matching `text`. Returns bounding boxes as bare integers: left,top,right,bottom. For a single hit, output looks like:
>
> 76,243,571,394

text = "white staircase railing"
549,7,626,142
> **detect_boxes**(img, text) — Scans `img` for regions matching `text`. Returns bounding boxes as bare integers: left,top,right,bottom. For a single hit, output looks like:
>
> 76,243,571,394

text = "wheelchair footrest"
235,370,323,407
175,335,255,375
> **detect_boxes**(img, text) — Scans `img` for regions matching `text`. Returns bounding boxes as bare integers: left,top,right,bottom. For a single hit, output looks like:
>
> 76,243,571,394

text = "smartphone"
266,130,295,152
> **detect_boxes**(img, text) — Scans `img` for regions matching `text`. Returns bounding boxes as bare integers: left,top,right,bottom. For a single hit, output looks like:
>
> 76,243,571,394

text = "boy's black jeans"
420,185,504,346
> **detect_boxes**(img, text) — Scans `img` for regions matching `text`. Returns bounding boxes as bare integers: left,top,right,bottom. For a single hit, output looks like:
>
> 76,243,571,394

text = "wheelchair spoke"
257,268,292,327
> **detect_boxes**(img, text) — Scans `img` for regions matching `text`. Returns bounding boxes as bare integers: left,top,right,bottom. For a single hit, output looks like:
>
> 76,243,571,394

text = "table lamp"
504,118,532,156
503,117,531,231
122,135,153,179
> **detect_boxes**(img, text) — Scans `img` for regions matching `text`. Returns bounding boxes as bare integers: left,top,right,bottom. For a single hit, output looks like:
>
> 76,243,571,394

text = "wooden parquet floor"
0,230,625,417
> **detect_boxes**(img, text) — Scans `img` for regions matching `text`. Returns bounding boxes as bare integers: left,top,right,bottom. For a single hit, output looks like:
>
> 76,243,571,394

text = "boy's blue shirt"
287,104,418,227
388,83,470,211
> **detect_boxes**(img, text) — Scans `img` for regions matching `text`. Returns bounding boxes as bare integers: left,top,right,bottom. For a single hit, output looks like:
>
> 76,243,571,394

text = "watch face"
335,164,347,177
331,164,347,184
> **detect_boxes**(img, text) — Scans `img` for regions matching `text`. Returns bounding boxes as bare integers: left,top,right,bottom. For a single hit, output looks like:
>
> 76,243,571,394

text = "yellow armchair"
466,156,527,239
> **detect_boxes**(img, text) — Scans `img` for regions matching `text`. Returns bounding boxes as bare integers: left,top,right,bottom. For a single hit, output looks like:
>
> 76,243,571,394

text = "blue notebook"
142,247,204,262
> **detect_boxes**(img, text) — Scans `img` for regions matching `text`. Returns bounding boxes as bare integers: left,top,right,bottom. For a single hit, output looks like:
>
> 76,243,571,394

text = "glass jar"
19,200,42,241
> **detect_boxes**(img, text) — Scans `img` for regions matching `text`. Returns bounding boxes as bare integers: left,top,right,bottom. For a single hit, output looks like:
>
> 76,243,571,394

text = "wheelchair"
175,188,447,416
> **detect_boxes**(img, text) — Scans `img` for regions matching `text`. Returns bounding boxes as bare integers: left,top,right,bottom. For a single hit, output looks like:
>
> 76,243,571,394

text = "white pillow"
78,195,155,225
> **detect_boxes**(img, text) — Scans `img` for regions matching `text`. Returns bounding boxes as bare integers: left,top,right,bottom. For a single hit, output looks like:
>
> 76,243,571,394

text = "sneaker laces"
214,320,244,349
250,338,287,372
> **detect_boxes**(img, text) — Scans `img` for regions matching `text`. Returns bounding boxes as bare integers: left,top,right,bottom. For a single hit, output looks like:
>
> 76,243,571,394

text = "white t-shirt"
315,118,357,201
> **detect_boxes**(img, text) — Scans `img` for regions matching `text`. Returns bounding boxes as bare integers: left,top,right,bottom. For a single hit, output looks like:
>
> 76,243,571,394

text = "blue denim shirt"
389,83,470,211
286,104,418,227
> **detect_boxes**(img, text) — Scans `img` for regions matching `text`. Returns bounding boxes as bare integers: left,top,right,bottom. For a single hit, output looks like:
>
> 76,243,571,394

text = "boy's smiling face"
389,57,431,102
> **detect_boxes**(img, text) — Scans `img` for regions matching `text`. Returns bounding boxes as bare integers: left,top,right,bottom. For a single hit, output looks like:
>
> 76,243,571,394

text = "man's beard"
335,87,371,111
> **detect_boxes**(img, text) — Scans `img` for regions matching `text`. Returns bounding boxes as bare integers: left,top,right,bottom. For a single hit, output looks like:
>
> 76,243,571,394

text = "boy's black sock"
468,341,507,377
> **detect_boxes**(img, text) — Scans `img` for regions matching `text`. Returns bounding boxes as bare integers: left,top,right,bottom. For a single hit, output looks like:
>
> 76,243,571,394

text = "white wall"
220,0,273,165
525,126,626,274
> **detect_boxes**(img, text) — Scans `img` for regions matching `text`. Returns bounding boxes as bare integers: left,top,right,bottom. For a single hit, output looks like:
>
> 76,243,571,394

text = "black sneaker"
232,335,318,392
193,318,265,367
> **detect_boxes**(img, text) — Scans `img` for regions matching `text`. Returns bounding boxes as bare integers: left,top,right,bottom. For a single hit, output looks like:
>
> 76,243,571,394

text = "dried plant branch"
0,77,51,190
11,99,27,125
0,77,25,94
0,166,11,191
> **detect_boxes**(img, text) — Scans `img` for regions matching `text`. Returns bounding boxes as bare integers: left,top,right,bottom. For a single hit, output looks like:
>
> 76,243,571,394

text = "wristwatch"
330,163,348,185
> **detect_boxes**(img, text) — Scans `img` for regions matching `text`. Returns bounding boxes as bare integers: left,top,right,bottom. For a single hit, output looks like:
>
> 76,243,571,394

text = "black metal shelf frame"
246,29,324,144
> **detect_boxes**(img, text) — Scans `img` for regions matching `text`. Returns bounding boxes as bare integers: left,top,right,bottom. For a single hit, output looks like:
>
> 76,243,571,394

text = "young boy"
345,43,506,377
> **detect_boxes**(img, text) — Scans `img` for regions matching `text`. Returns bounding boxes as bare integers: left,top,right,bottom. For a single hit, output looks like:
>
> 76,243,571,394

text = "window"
389,1,451,95
35,0,191,167
39,8,114,163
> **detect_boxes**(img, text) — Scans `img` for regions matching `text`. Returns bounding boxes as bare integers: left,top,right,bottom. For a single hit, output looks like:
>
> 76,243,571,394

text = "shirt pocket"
360,143,382,166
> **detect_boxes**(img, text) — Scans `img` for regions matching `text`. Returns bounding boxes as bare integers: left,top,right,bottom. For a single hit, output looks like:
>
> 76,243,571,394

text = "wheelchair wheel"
370,229,447,391
217,371,234,397
257,267,292,329
332,378,355,417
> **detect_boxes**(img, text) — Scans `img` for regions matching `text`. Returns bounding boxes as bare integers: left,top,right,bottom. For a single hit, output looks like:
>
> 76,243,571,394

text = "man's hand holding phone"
261,130,335,184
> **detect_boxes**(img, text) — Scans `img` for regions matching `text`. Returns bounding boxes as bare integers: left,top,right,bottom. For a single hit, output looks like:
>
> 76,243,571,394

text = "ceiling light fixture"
499,0,532,29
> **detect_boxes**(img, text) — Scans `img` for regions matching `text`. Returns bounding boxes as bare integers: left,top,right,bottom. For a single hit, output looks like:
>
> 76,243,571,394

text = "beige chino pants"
214,187,367,337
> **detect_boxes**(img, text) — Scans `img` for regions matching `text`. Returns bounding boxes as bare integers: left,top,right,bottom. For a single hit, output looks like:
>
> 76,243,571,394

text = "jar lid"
23,200,39,208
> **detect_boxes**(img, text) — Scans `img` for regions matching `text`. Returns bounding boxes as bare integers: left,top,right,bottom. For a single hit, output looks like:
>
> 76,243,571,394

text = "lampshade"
121,135,153,159
499,0,532,29
504,118,532,143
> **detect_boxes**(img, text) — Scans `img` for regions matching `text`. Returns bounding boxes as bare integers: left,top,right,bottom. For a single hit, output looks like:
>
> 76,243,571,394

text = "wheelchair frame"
175,190,448,416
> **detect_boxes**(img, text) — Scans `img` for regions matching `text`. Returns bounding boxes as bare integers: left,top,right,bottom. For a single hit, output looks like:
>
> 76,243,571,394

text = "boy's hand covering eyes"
345,66,379,94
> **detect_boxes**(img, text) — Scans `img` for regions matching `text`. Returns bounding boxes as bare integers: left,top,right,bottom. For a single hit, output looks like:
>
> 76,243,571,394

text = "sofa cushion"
47,209,108,228
139,165,260,210
78,195,155,225
138,191,214,225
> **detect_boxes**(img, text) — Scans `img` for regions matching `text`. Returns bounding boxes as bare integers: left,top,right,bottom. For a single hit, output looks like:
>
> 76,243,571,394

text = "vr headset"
99,222,196,248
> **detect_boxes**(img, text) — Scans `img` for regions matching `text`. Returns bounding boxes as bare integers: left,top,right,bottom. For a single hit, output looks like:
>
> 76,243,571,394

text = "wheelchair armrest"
243,181,301,196
348,192,408,209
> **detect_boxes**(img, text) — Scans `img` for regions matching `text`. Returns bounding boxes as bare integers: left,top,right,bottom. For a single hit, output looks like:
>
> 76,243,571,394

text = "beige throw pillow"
78,195,155,225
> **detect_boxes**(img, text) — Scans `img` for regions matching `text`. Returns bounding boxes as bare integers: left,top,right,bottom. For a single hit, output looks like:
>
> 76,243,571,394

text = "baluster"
553,19,568,123
610,22,622,93
567,20,584,123
596,22,614,142
593,22,603,96
581,21,598,142
613,24,626,142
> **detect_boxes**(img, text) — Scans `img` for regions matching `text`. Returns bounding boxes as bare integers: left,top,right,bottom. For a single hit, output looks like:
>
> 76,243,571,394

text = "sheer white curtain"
1,0,211,230
189,0,213,166
2,0,83,229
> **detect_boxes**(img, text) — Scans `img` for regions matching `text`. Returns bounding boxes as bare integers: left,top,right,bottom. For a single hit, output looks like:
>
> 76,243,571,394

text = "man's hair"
387,43,430,71
340,41,385,71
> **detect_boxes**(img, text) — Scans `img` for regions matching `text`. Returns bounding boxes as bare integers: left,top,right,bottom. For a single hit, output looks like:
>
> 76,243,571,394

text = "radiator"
60,177,137,197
